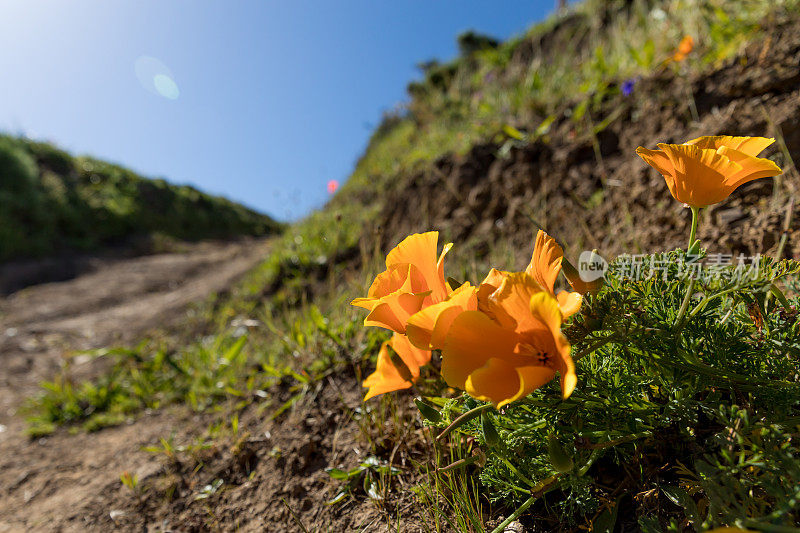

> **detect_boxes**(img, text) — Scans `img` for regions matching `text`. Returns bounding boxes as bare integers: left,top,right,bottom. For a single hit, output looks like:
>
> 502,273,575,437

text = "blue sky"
0,1,554,220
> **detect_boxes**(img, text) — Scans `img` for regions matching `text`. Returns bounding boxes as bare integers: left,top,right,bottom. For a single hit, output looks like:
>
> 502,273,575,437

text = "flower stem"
489,476,561,533
435,403,493,443
675,206,701,332
687,206,700,249
673,278,696,333
573,335,616,362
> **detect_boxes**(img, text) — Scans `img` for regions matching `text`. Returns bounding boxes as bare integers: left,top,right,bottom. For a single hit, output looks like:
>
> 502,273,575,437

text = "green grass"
0,134,282,261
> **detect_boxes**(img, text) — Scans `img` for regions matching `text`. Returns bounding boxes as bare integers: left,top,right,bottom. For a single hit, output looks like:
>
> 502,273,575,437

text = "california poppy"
363,333,431,400
441,273,575,408
406,282,477,350
405,231,584,351
352,232,452,333
478,231,583,318
636,136,782,208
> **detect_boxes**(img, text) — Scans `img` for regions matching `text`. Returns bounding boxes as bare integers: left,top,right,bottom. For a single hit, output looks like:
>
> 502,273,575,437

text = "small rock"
109,510,126,521
504,521,524,533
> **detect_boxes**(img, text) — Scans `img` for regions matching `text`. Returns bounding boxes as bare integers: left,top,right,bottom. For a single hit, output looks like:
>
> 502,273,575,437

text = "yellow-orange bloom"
441,273,575,408
476,231,583,319
352,232,452,333
636,136,782,208
362,333,431,400
526,230,583,315
673,35,694,61
406,282,477,350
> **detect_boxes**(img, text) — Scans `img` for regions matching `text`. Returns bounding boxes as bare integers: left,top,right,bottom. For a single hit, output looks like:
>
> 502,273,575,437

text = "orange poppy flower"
441,273,575,408
406,282,477,350
363,333,431,400
410,229,584,353
352,232,452,333
477,231,583,319
527,230,583,315
673,35,694,61
636,136,781,208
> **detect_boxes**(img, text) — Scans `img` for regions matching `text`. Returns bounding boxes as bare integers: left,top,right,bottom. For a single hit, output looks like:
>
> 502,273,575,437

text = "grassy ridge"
0,134,283,261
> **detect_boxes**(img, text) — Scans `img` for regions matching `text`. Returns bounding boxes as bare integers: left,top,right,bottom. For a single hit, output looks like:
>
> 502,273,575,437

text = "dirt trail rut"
0,239,270,531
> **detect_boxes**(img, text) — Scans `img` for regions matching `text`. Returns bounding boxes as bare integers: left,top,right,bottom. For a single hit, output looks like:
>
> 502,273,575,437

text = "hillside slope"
6,1,800,531
0,134,283,262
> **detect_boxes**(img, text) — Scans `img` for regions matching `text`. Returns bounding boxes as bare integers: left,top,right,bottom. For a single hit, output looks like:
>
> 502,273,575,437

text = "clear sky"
0,1,554,220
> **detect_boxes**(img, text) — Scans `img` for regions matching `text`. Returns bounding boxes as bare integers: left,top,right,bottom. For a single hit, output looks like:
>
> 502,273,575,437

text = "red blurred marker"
327,179,339,194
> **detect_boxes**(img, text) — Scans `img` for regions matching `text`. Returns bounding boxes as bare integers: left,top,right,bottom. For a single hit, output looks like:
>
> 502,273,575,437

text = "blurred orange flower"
363,333,431,400
441,273,575,408
636,136,782,208
352,232,452,333
673,35,694,61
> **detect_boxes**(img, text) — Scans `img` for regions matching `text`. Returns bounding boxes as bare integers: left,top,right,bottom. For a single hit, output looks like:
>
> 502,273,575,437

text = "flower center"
515,342,550,365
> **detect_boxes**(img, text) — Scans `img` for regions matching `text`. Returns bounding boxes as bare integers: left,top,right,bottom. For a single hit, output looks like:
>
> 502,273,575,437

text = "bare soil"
0,240,271,531
0,239,425,532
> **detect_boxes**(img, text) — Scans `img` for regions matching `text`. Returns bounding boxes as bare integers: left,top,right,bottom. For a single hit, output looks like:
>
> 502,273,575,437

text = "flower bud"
547,435,574,473
414,398,441,424
481,412,501,447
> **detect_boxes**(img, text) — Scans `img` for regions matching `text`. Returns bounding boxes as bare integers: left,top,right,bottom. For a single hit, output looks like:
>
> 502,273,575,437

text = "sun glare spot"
134,56,180,100
153,74,180,100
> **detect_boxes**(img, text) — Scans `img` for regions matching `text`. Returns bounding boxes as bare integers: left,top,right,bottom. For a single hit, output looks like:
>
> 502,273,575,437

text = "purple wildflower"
621,78,636,96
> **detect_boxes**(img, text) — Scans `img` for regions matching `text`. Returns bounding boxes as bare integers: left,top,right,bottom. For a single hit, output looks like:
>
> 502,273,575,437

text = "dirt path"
0,239,270,532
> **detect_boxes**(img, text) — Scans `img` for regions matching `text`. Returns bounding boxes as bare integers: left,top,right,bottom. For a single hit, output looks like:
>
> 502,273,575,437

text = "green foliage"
0,134,282,261
421,251,800,529
326,456,401,505
26,334,262,434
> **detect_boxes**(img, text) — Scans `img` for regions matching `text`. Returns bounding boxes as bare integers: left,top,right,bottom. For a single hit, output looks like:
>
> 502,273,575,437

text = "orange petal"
364,292,428,333
363,341,413,400
441,310,519,390
389,332,430,373
487,272,546,333
406,283,477,349
685,136,774,157
529,292,575,398
636,146,678,199
351,297,377,311
636,146,675,178
525,230,563,294
386,232,449,303
477,268,508,309
716,146,782,188
437,242,454,296
657,143,743,207
515,365,558,401
465,357,522,408
678,35,693,55
369,263,427,298
556,291,583,319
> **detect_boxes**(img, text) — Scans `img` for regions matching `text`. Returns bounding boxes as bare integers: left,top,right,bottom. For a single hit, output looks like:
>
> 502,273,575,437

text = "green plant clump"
416,250,800,530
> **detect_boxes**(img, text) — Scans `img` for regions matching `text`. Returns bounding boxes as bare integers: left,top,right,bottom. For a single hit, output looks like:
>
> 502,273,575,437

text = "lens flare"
135,56,180,100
